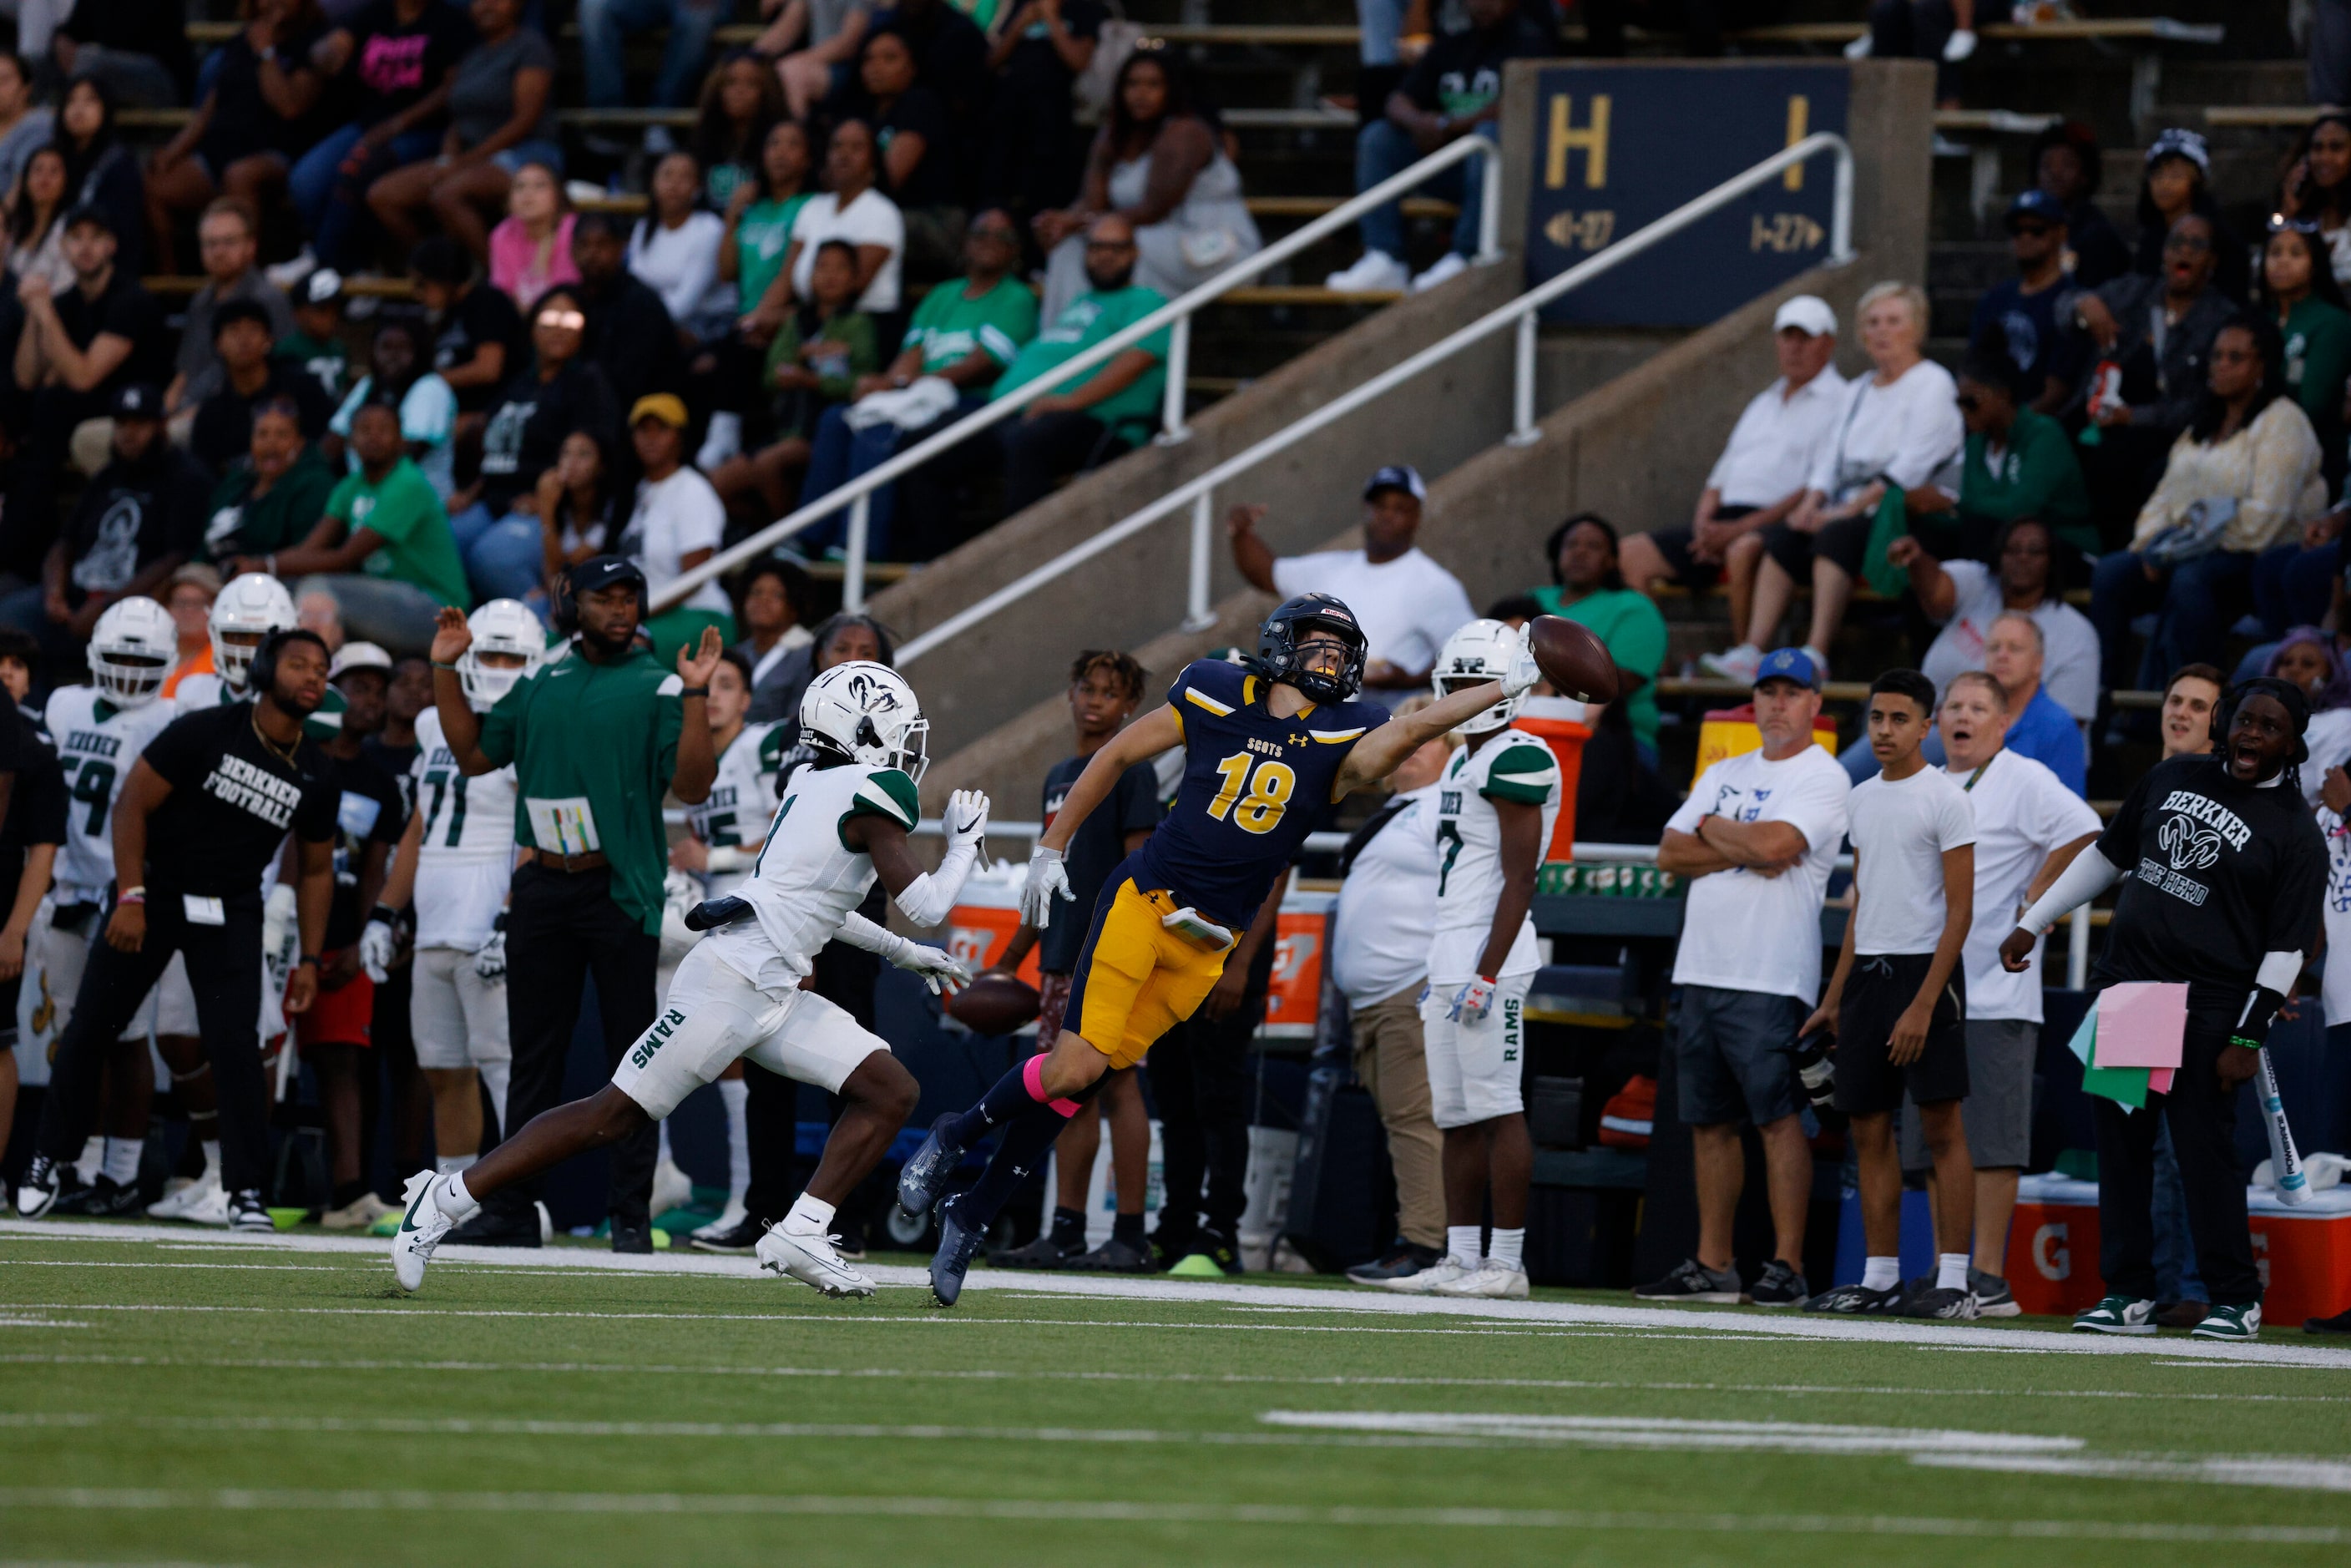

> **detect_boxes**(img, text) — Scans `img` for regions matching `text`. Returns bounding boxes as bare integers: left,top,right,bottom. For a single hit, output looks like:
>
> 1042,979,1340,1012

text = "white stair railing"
893,131,1855,665
650,133,1504,615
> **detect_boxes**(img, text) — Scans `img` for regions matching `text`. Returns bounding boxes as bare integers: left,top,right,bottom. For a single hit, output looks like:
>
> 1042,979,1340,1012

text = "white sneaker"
392,1170,462,1292
695,410,741,473
1433,1259,1532,1300
1323,250,1410,294
651,1158,693,1218
756,1225,877,1298
1382,1257,1476,1294
179,1181,234,1227
145,1175,212,1221
1941,27,1977,59
692,1198,750,1242
1843,29,1873,56
321,1191,397,1231
1699,644,1762,682
1409,251,1470,293
265,245,318,291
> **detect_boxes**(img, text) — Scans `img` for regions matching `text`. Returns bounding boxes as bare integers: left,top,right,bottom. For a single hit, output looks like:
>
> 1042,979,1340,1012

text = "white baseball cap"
1772,296,1837,337
329,641,394,681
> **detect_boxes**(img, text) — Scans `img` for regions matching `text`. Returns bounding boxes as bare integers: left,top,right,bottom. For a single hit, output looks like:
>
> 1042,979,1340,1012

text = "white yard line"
1256,1411,2081,1454
1917,1452,2351,1492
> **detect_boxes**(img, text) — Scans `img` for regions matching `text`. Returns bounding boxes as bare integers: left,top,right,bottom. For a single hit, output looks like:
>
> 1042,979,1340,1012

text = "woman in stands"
143,0,328,274
693,49,788,214
2263,629,2351,799
4,145,74,294
843,27,959,280
57,77,146,276
628,149,734,346
535,429,624,586
366,0,560,260
752,0,874,124
2276,110,2351,288
487,159,578,310
1033,48,1260,322
2131,128,2249,302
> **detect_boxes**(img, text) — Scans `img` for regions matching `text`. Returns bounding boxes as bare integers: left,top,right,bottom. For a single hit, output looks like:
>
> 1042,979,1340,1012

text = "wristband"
680,685,709,698
432,660,460,672
2231,1035,2264,1052
118,888,144,905
367,904,397,927
298,954,321,968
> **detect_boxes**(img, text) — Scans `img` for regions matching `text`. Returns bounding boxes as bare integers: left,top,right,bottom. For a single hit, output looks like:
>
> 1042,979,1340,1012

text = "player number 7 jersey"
1428,728,1560,982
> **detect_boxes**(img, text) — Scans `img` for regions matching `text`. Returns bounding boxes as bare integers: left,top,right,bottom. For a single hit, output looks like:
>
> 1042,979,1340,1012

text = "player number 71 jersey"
411,706,520,952
1428,728,1560,982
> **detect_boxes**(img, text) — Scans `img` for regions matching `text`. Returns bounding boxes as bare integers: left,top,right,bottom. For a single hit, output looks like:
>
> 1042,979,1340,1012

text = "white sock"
200,1140,221,1184
103,1137,142,1185
1863,1255,1900,1292
480,1060,511,1136
658,1119,674,1166
1937,1252,1971,1292
441,1171,479,1220
782,1192,836,1237
719,1077,750,1202
76,1135,103,1184
1487,1227,1524,1272
1447,1225,1483,1270
435,1155,468,1177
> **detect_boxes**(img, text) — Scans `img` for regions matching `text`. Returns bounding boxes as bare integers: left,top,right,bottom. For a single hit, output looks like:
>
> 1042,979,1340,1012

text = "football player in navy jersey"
900,593,1544,1303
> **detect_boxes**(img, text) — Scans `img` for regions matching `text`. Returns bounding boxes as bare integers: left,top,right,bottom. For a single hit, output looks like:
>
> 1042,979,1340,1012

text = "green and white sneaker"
2190,1302,2262,1342
2073,1294,2158,1335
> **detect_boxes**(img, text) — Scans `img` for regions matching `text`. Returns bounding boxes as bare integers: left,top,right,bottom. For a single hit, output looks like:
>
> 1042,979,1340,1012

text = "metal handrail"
895,132,1856,665
650,133,1505,615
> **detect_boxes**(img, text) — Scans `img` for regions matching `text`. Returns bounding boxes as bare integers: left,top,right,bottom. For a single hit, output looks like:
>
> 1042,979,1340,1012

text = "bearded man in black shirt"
2000,676,2327,1343
17,628,341,1229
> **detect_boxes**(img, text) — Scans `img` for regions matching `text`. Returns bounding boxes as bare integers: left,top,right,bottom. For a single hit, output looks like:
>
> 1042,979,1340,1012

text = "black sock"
1050,1206,1086,1247
956,1100,1071,1231
1112,1211,1144,1247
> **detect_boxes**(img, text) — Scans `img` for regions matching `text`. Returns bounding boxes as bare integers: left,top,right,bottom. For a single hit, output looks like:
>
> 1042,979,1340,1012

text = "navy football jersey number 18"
1125,659,1388,928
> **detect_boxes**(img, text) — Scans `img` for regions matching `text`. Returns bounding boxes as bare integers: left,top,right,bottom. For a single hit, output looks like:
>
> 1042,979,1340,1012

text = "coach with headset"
427,556,724,1252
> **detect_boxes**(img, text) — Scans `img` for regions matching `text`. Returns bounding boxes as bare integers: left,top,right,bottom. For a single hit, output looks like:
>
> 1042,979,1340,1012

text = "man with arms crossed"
1641,647,1850,1308
1806,668,1979,1318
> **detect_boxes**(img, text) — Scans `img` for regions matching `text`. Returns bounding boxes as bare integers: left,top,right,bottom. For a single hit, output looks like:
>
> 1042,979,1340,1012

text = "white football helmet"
1433,619,1526,736
210,572,297,694
86,595,175,708
458,598,546,712
800,660,928,781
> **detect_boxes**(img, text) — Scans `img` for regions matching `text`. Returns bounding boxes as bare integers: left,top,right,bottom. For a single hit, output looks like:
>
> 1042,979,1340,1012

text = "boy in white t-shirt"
1807,668,1979,1320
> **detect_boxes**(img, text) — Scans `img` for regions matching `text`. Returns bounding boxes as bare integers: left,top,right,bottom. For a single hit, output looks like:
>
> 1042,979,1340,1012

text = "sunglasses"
2163,234,2213,254
2010,221,2055,239
536,309,585,330
2269,212,2324,235
1084,240,1135,253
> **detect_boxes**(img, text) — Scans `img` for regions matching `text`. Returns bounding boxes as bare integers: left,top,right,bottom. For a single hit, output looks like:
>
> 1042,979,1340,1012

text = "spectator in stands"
0,54,53,200
279,267,349,402
1620,296,1846,634
747,118,904,327
293,0,473,275
202,397,338,564
629,150,735,348
719,119,814,340
2030,120,2128,291
694,52,786,214
2131,129,2247,302
0,382,202,672
731,555,815,721
1036,49,1259,323
981,0,1100,225
2091,316,2326,706
367,0,560,259
460,286,619,598
573,210,688,415
846,26,960,278
1894,516,2099,727
55,78,146,278
2268,629,2351,799
865,0,989,149
50,0,191,108
189,297,332,478
1326,0,1540,296
141,0,328,275
2065,211,2235,547
1527,514,1669,766
1714,281,1962,681
619,392,735,661
165,203,296,427
535,429,622,585
1226,465,1476,699
1902,350,2093,564
488,160,579,311
794,209,1034,559
1978,612,2087,796
5,145,75,296
234,396,469,651
1845,0,1973,104
2260,217,2351,494
299,584,347,650
412,236,525,416
1972,190,2073,413
328,316,458,500
579,0,723,138
160,561,221,695
753,0,873,123
715,238,878,523
2273,111,2351,289
1641,647,1849,1309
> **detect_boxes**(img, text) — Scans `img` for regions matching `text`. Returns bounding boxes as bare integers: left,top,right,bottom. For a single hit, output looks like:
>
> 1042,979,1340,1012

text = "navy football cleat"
928,1194,985,1308
896,1114,961,1217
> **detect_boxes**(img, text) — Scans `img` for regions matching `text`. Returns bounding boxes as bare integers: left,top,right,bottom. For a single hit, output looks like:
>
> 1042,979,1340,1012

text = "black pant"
38,895,270,1191
497,862,660,1227
1868,0,1956,98
2092,1019,2262,1306
1148,989,1261,1244
999,410,1133,515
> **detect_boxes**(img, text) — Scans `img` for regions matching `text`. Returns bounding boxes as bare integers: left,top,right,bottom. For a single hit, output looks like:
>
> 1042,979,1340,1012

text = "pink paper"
2094,982,2190,1069
2148,1068,2177,1095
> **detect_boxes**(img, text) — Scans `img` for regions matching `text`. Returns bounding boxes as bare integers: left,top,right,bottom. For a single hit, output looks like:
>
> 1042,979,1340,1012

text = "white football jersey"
42,685,178,901
702,760,921,993
171,670,232,710
687,721,786,898
1428,729,1561,983
409,706,520,951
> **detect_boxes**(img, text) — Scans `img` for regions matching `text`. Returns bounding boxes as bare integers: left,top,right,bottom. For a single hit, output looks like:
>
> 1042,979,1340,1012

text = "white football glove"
1448,974,1498,1025
473,919,508,982
357,918,396,985
943,788,989,853
889,940,972,995
1019,844,1074,928
1499,625,1543,699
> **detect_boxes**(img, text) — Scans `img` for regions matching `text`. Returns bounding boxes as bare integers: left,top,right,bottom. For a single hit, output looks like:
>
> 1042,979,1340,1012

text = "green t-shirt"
326,456,469,609
992,284,1170,436
902,275,1039,388
203,444,338,560
479,643,686,934
2283,296,2351,430
1959,407,2094,554
763,308,882,436
1528,584,1669,751
736,193,811,312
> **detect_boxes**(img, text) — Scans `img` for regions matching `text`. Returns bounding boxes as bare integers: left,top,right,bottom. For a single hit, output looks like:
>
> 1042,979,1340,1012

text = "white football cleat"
1433,1259,1531,1300
178,1181,234,1227
391,1170,460,1291
650,1158,693,1217
1382,1257,1475,1294
756,1226,877,1298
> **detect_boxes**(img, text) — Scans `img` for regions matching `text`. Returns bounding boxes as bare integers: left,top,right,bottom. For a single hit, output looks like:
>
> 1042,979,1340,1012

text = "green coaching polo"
478,640,685,933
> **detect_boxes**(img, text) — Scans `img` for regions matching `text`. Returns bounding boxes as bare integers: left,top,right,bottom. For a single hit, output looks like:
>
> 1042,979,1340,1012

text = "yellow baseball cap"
629,393,690,428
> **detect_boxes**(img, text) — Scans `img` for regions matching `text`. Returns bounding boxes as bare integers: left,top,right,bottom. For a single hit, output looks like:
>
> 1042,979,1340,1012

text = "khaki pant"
1349,984,1443,1251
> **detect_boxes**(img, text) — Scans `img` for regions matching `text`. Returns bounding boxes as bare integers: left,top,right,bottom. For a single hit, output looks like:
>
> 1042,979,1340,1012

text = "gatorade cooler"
1692,702,1839,787
943,864,1042,986
1515,695,1590,862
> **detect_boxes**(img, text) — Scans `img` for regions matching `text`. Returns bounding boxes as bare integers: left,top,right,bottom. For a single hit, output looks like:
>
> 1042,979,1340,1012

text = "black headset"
247,628,326,700
2208,675,2312,765
552,556,649,636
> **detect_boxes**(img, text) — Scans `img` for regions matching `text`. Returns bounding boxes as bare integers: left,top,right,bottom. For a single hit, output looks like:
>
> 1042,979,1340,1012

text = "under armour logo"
2160,812,2222,873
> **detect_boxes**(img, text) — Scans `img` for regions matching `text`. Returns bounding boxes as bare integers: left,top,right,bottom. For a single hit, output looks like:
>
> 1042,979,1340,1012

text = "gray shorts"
1899,1017,2037,1171
1673,984,1806,1127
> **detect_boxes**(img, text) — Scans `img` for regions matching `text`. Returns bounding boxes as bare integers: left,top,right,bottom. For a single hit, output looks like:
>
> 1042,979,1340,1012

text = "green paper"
2081,1026,2151,1108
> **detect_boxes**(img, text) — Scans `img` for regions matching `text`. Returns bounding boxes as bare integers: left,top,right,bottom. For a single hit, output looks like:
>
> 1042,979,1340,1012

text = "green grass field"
6,1218,2351,1566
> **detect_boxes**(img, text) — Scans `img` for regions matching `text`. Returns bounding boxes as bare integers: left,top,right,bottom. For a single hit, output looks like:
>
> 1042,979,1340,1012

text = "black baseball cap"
1363,464,1426,503
110,382,162,420
61,202,112,236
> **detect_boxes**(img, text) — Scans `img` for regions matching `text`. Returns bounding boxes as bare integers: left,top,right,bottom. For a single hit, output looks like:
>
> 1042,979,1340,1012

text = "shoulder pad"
856,768,922,830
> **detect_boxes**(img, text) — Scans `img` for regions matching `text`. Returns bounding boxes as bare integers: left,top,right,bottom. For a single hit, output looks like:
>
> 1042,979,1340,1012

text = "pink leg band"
1024,1055,1082,1118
